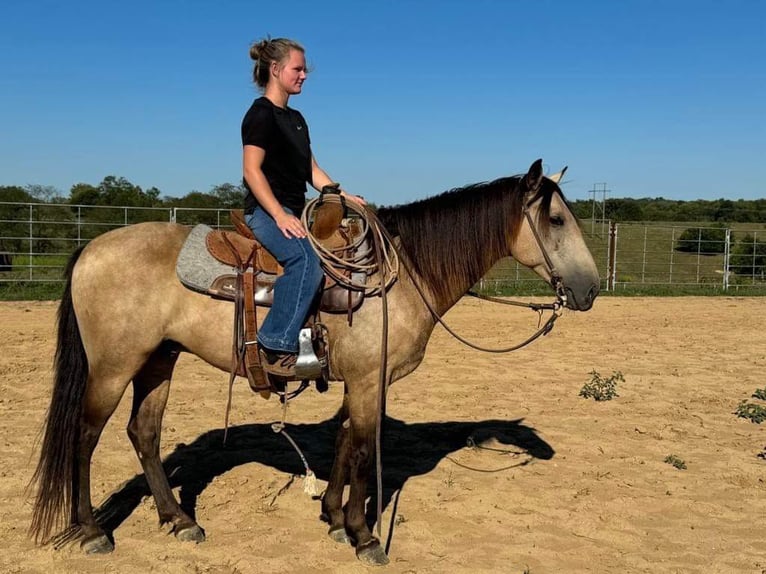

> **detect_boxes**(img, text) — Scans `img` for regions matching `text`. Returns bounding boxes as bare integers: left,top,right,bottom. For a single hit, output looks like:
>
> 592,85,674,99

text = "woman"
242,37,364,376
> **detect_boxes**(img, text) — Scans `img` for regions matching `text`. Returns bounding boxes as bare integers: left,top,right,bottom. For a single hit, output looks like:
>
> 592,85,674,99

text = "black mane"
377,176,561,307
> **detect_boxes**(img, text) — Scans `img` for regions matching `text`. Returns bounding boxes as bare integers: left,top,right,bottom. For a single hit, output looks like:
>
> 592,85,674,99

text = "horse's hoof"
175,524,205,543
356,540,389,566
328,526,350,545
81,534,114,554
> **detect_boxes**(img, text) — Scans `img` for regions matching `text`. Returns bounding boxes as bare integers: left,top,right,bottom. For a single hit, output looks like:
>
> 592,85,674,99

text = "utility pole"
589,183,610,234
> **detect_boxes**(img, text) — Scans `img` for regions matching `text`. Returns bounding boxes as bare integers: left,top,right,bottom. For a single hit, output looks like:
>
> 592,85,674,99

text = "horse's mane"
376,176,560,306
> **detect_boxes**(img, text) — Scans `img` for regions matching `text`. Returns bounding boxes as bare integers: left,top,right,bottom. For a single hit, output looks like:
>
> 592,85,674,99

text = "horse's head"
509,159,600,311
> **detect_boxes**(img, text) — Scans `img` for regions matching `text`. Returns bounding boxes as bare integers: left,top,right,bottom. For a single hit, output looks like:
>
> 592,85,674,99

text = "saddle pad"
177,224,238,294
177,224,367,312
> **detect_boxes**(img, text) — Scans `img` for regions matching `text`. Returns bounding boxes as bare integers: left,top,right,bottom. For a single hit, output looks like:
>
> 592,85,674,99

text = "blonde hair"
249,37,305,90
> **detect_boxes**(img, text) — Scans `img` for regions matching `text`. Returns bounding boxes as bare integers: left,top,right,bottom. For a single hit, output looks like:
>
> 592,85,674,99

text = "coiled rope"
301,195,398,295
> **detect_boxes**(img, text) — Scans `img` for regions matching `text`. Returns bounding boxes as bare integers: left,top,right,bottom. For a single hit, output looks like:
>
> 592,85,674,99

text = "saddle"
198,200,370,396
205,208,367,312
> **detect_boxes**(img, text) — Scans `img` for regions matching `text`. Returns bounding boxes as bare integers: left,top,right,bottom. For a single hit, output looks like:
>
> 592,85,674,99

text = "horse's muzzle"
565,283,599,311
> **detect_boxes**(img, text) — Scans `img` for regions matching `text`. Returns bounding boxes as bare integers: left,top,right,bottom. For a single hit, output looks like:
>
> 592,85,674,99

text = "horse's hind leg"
126,342,205,543
77,375,134,554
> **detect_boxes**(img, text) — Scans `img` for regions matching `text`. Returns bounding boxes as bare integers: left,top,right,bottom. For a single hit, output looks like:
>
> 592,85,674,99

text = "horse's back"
71,222,201,357
83,221,190,256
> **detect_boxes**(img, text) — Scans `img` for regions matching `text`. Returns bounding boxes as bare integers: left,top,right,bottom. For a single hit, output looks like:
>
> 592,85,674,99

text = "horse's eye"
550,215,565,227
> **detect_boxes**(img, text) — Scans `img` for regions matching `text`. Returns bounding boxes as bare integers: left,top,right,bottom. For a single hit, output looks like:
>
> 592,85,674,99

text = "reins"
302,189,566,539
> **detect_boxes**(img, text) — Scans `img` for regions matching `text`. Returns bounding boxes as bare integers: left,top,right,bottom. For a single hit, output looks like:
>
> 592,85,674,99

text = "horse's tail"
29,246,88,544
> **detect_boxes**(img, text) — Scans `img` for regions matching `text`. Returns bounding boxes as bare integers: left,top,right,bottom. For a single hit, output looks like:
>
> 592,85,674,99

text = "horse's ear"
548,166,568,184
525,159,544,193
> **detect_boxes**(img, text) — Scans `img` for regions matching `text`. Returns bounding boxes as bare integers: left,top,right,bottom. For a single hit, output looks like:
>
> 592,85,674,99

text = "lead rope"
271,383,319,496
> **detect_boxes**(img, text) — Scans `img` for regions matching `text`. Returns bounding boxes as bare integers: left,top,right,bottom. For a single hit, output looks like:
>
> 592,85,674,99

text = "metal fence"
1,202,764,292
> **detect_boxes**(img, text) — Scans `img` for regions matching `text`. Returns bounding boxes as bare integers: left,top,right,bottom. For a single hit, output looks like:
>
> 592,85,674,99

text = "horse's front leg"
345,382,389,566
321,397,352,544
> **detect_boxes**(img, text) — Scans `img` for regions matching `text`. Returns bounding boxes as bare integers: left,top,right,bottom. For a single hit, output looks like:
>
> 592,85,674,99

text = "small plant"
752,387,766,401
734,400,766,424
664,454,687,470
579,370,624,401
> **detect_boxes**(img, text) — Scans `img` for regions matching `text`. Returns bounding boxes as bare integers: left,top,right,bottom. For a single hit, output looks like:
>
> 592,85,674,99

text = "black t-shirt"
241,97,312,216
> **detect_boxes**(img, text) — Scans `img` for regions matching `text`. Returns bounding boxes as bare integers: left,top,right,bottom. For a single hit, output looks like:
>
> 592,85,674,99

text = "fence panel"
1,204,764,292
0,203,179,283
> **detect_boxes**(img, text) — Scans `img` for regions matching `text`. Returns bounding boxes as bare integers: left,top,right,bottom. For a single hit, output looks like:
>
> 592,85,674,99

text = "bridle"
457,181,569,352
521,189,568,307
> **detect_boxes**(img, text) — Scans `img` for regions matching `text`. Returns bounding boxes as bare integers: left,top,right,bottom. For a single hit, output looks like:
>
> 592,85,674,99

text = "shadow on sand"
93,414,554,545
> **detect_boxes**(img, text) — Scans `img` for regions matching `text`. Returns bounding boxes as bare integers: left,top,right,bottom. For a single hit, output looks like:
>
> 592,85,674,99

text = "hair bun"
249,39,270,61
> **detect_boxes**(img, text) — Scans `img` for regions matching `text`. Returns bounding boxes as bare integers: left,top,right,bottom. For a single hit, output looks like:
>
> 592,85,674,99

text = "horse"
29,159,599,565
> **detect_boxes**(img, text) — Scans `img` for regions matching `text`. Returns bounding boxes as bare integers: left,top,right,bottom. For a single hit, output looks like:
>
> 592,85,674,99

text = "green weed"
579,370,624,401
734,400,766,424
664,455,687,470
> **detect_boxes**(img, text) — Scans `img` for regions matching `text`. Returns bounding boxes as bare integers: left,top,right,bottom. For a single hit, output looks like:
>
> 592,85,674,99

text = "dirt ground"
0,297,764,574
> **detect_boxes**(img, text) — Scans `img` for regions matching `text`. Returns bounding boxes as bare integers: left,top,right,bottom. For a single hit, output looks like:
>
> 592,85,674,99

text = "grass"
664,455,687,470
2,216,766,301
735,400,766,424
479,218,766,297
0,282,64,301
579,370,623,401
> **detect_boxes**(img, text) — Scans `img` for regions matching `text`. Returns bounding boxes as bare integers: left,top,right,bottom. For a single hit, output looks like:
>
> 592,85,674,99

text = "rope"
301,196,398,295
271,383,319,497
299,190,566,539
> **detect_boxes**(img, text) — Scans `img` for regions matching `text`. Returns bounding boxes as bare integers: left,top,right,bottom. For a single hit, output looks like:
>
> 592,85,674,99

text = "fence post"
723,228,731,291
607,221,617,291
28,204,33,281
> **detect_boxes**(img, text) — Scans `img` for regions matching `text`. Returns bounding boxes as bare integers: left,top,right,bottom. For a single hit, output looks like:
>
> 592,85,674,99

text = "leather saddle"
205,207,367,314
198,200,370,396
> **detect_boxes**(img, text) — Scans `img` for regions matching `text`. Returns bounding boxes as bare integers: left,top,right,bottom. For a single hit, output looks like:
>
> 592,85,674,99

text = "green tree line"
0,177,245,209
2,176,764,223
570,197,766,223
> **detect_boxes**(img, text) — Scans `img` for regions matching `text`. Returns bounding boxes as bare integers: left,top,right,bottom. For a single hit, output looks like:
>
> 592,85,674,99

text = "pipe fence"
0,202,764,292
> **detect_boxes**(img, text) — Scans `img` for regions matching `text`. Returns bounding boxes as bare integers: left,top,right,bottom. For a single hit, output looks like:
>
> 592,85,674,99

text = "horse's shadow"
94,414,554,538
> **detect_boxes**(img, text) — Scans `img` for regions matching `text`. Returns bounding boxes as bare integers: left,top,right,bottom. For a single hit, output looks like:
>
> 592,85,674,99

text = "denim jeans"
245,207,324,353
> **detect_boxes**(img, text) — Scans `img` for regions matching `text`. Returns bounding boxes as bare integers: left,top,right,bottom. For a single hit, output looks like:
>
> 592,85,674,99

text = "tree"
675,226,727,254
210,183,245,209
730,234,766,279
69,183,101,205
0,187,35,253
25,185,64,203
68,176,162,207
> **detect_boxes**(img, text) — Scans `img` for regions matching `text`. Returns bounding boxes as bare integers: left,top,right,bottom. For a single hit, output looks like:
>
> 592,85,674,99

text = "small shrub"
579,370,624,401
674,226,726,254
664,454,687,470
734,400,766,424
752,387,766,401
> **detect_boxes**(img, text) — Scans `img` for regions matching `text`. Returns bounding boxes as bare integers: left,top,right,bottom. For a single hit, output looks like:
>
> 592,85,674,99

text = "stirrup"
295,328,327,379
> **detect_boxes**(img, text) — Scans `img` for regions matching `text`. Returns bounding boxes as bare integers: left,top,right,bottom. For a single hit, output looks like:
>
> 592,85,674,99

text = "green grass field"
1,219,764,301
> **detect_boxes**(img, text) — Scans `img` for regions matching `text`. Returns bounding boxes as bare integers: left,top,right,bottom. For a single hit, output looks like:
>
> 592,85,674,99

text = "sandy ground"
0,297,764,574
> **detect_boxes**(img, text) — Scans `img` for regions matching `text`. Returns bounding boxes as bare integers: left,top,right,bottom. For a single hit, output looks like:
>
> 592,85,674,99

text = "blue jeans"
245,207,324,353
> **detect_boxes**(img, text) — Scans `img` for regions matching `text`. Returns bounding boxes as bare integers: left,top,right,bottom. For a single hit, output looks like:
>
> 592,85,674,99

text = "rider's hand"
275,211,307,239
341,191,367,206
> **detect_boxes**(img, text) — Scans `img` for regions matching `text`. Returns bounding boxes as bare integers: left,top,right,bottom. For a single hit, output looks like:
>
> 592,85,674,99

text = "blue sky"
1,0,764,204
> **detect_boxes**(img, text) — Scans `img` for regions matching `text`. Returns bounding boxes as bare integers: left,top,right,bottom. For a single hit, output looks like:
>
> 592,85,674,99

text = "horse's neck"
396,235,503,319
383,185,517,317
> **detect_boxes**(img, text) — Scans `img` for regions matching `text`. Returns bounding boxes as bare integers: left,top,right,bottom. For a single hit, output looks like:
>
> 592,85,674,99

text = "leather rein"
399,196,568,354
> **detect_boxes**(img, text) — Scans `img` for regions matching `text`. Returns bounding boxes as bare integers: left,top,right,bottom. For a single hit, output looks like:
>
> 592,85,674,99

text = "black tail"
29,246,88,543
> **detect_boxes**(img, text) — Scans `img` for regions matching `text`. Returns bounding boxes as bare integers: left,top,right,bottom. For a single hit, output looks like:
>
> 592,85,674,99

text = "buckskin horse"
30,159,599,565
